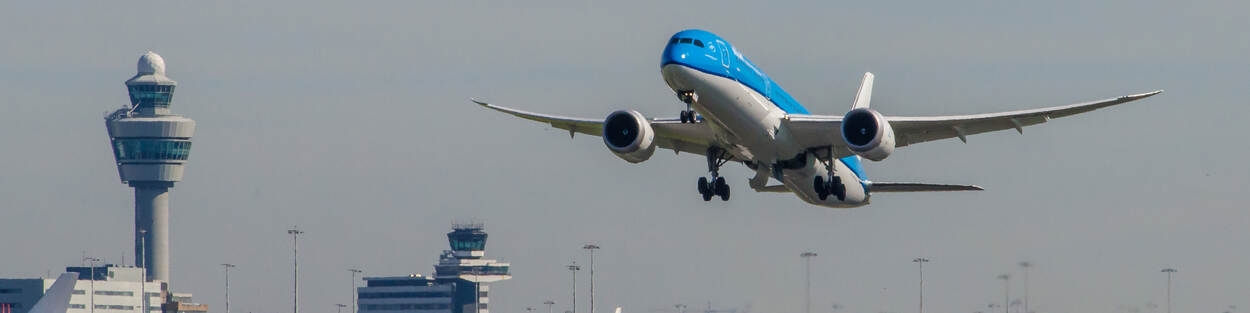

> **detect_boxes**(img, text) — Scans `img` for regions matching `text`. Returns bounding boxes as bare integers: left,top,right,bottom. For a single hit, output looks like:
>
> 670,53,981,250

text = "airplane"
26,273,78,313
473,29,1161,208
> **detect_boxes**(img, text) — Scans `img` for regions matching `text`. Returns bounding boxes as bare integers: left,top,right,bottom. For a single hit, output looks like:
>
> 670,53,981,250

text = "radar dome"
137,51,166,75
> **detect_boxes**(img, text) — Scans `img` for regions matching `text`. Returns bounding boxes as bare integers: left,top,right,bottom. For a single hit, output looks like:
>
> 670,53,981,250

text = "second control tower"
104,52,196,283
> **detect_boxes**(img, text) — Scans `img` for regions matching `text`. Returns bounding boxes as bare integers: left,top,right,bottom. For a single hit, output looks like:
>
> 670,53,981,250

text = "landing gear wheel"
714,177,729,201
697,147,733,202
830,177,847,201
814,176,829,200
679,110,696,123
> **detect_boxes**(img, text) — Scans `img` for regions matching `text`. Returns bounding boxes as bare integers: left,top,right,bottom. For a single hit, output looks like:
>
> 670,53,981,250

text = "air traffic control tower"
104,52,195,283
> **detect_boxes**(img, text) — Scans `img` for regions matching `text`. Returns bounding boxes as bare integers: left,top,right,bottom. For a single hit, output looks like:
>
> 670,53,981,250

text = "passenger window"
693,40,704,47
679,38,692,44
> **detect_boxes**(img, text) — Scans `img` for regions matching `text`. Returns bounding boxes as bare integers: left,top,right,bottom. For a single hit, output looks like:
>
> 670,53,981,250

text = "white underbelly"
662,64,802,162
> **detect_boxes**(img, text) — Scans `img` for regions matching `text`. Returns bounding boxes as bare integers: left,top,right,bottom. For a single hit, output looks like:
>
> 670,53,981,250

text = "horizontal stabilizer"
752,185,790,193
870,182,984,192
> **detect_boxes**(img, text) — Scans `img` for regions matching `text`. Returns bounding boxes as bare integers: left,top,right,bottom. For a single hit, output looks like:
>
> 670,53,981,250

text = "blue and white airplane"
474,29,1161,208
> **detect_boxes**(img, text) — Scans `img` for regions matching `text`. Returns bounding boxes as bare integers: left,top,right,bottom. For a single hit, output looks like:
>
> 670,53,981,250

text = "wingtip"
1120,90,1163,101
970,185,985,191
470,98,489,106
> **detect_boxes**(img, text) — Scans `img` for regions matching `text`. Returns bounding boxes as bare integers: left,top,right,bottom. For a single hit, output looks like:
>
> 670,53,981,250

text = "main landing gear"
677,91,697,123
697,147,731,201
813,151,847,201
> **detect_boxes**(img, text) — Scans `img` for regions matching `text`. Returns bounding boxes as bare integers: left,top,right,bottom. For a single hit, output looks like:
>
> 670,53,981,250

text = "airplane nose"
660,44,693,67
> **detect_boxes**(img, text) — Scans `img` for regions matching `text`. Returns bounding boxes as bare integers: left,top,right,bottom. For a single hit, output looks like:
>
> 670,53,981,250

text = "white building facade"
0,266,204,313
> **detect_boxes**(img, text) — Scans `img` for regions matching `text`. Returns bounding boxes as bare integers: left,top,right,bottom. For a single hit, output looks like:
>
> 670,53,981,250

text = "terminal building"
0,265,206,313
359,224,510,313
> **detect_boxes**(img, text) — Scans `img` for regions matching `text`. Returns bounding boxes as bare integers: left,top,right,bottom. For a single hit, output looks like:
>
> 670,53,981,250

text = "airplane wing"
28,273,79,313
785,90,1162,153
887,90,1162,147
473,99,719,156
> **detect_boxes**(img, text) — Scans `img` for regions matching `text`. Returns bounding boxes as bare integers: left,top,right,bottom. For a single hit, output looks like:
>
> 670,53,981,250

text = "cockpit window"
679,38,693,44
693,40,704,47
670,38,679,44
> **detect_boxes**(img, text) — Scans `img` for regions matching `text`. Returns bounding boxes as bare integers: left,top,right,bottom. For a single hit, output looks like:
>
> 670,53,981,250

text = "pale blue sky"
2,1,1248,313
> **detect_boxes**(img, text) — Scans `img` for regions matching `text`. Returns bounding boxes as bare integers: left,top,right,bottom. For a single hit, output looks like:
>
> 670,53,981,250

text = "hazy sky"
2,1,1248,313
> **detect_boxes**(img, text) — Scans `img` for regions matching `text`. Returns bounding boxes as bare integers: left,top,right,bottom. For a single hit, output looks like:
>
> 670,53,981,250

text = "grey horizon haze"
1,1,1248,313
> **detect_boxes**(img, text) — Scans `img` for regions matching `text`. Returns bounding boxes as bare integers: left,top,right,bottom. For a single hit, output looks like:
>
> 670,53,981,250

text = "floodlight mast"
582,245,601,313
913,258,929,313
1162,268,1178,313
800,252,818,313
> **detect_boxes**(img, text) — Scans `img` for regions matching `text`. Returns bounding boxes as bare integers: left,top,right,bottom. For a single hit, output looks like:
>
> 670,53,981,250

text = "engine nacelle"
840,108,896,161
602,110,656,163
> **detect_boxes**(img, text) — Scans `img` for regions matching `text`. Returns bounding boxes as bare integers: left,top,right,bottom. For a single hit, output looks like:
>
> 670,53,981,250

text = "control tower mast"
105,52,196,283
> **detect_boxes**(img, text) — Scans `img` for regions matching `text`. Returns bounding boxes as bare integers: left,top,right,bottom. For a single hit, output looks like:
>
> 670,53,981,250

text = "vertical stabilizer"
29,273,78,313
851,72,874,109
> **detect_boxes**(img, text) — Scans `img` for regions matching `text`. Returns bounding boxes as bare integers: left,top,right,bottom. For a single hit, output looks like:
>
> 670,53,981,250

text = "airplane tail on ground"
28,273,78,313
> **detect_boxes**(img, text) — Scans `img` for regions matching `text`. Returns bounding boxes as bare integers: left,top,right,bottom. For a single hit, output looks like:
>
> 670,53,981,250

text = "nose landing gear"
697,147,732,201
677,91,697,123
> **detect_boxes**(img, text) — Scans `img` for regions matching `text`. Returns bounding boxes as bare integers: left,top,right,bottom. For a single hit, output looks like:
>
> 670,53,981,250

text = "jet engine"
840,108,895,161
602,110,656,163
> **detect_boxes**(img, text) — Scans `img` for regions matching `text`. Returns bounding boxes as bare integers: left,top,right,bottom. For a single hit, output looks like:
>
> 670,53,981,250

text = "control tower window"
112,139,192,161
128,85,175,108
450,238,485,251
693,40,704,47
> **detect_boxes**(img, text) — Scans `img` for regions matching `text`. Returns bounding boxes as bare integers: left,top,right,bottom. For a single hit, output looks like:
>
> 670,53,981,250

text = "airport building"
0,265,206,313
359,224,510,313
0,52,205,313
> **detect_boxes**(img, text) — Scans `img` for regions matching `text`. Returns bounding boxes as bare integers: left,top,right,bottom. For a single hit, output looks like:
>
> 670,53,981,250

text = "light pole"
567,263,580,313
288,227,304,313
84,257,100,313
349,269,363,313
583,245,600,313
221,264,236,313
913,258,929,313
139,229,148,313
336,304,347,313
545,300,556,313
674,304,686,313
800,252,818,313
1161,268,1177,313
474,266,482,313
1018,262,1031,313
997,274,1010,313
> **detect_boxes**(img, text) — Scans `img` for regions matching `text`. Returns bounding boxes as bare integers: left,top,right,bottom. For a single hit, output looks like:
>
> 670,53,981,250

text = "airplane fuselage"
659,30,869,208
